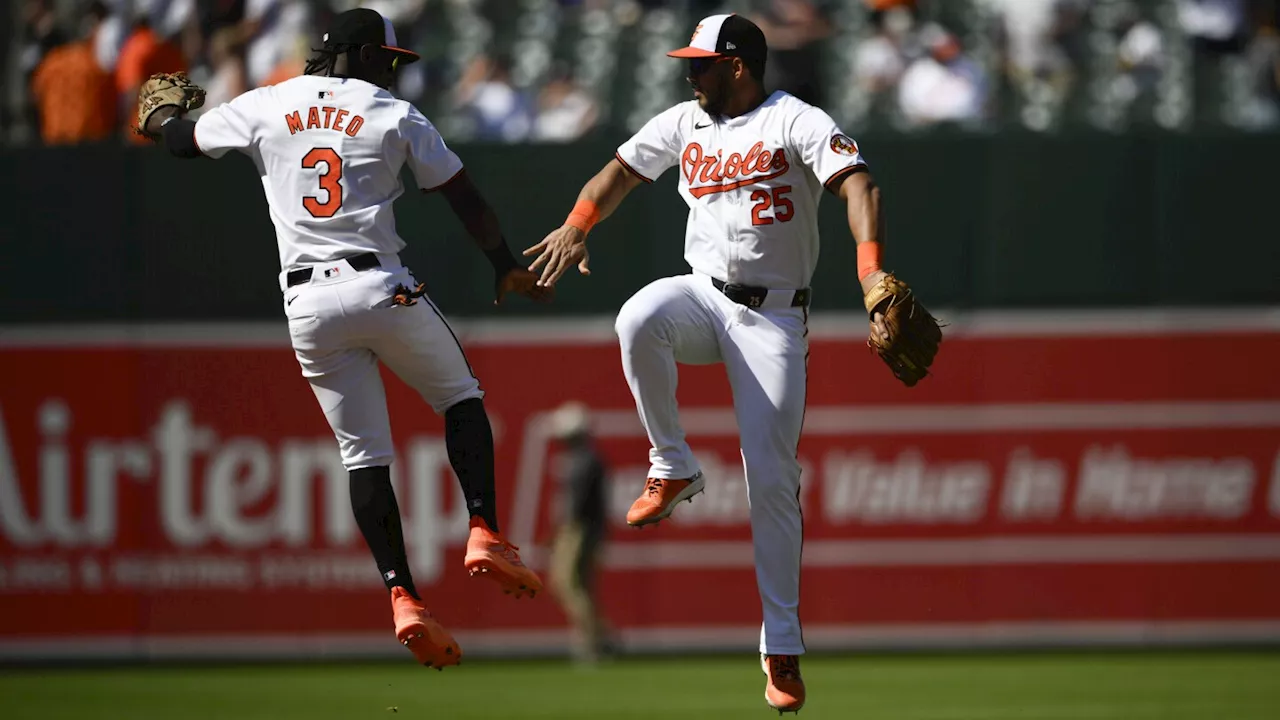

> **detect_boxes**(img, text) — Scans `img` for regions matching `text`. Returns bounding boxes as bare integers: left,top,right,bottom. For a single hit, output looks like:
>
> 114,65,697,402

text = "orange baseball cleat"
464,516,544,599
391,586,462,670
625,471,706,527
761,654,806,714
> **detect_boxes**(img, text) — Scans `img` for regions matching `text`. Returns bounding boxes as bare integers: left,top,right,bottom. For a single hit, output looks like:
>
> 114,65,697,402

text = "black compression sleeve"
162,117,202,159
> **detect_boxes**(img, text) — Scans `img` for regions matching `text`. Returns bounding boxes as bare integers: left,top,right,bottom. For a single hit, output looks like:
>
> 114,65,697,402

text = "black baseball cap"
667,13,767,64
322,8,420,64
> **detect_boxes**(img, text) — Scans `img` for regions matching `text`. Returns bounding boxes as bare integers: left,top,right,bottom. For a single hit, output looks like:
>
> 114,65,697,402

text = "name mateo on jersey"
284,106,366,137
682,141,789,198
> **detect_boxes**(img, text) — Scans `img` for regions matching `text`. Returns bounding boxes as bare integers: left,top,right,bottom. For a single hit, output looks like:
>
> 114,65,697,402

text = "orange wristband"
565,199,601,235
857,241,883,281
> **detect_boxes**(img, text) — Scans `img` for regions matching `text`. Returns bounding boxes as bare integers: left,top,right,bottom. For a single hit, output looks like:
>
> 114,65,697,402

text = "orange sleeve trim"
823,163,867,193
421,166,466,193
614,153,654,184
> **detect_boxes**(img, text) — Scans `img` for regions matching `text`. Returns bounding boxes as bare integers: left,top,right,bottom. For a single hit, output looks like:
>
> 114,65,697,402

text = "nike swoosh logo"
286,295,297,306
695,121,712,129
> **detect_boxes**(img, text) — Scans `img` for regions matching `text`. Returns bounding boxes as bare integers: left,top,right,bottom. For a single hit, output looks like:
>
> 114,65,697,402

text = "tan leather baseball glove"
134,72,206,141
864,273,943,387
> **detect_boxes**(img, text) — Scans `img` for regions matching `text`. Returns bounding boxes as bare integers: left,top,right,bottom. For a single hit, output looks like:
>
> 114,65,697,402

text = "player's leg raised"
368,283,541,599
614,275,722,526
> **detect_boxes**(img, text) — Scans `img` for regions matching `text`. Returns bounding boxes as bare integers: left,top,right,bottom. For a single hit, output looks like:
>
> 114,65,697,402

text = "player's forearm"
439,173,520,274
564,159,642,232
841,171,887,295
843,170,881,246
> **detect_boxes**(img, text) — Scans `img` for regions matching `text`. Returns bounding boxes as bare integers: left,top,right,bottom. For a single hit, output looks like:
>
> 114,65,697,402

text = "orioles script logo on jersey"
682,141,790,199
284,106,366,137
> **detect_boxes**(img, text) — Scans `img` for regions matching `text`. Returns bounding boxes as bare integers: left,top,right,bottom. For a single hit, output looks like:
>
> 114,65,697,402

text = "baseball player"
135,8,551,671
525,13,941,714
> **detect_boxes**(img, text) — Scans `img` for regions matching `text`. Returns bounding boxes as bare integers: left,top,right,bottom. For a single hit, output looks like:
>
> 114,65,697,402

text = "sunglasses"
687,56,734,76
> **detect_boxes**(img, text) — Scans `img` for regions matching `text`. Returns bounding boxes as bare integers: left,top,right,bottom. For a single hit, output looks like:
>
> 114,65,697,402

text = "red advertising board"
2,309,1279,658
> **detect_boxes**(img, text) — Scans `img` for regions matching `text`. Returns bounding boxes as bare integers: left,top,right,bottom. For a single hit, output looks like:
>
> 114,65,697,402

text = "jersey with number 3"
616,90,866,290
193,74,463,273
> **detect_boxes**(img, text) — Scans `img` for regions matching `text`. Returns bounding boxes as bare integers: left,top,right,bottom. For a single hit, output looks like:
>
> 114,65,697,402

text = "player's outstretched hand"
523,225,590,288
495,267,554,306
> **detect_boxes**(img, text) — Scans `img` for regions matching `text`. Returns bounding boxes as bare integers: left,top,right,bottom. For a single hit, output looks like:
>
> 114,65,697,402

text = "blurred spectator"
241,0,312,88
115,15,188,143
19,0,68,79
1178,0,1249,55
748,0,833,107
854,5,911,96
545,401,616,666
15,0,69,137
29,1,116,145
189,26,248,116
1116,8,1166,97
983,0,1089,129
898,24,989,128
1240,1,1280,126
452,54,534,142
258,33,309,87
532,66,599,142
865,0,917,12
199,0,248,35
92,1,131,73
986,0,1086,83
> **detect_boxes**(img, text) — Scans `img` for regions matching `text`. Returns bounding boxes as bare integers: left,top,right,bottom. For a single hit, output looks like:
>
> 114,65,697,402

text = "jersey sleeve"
790,105,868,191
615,104,686,182
402,105,464,191
193,88,266,158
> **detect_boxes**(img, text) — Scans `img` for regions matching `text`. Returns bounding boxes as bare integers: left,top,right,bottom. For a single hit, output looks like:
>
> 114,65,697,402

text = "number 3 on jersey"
750,185,793,226
302,148,343,218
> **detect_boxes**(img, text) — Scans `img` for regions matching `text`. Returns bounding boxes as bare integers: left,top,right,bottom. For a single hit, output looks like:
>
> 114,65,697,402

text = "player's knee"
615,295,665,345
430,382,484,416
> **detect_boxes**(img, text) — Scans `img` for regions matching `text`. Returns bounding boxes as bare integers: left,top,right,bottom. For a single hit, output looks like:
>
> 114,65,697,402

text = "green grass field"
3,651,1277,720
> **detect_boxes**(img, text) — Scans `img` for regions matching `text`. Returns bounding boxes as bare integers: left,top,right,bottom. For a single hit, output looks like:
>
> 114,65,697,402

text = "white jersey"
194,74,463,280
616,91,866,290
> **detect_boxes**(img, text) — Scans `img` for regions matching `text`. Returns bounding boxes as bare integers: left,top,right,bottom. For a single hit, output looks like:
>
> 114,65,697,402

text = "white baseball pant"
281,253,484,469
614,272,809,655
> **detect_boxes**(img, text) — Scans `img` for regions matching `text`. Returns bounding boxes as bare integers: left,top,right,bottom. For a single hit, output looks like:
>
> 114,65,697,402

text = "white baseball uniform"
613,90,867,655
194,74,483,469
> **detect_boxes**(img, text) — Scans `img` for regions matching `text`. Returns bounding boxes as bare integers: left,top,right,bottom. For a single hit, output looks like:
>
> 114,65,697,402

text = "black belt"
712,278,810,309
286,252,381,288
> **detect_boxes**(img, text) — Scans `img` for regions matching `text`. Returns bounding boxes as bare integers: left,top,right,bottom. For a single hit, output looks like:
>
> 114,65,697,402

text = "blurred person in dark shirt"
546,401,616,665
748,0,833,107
15,0,69,140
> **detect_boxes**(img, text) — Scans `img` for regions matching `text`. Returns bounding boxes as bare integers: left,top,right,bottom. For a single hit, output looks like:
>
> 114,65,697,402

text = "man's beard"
699,78,726,116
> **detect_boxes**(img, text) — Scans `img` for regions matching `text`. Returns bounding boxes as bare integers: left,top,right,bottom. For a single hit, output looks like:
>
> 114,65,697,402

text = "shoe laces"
769,655,801,682
645,478,666,497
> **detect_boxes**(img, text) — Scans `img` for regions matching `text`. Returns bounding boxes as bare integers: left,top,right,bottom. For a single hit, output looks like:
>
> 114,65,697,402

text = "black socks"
444,397,500,533
349,465,419,599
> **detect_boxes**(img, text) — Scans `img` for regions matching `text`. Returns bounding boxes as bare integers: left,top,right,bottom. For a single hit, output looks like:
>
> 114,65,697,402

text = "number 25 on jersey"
750,185,793,226
302,147,343,218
